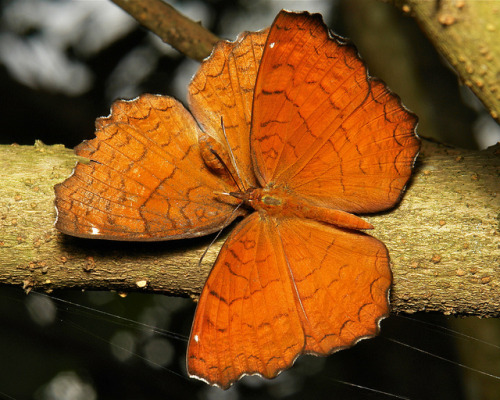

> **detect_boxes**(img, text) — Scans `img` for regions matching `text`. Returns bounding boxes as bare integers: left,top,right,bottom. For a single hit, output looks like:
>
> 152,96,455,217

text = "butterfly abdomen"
247,187,373,230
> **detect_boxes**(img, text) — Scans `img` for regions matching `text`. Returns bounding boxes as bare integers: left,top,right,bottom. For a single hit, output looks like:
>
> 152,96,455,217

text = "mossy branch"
0,141,498,317
389,0,500,122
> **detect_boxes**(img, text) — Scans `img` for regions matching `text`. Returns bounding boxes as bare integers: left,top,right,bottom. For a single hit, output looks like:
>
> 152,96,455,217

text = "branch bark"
389,0,500,123
110,0,220,61
1,141,499,316
1,2,499,317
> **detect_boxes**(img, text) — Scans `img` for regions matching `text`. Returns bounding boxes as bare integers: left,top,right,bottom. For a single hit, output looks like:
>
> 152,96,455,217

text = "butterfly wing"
187,212,304,389
189,29,268,189
251,11,419,213
187,212,390,388
276,217,391,354
55,94,243,240
55,28,272,240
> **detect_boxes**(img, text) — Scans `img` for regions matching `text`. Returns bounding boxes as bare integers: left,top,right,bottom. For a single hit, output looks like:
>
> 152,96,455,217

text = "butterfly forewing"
189,30,269,189
251,11,419,213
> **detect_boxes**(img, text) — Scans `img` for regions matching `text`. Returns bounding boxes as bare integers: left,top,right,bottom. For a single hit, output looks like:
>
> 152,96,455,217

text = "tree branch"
2,2,499,318
110,0,220,61
1,141,499,316
388,0,500,123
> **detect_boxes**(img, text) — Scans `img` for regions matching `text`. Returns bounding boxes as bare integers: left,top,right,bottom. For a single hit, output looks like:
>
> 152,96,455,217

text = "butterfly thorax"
243,187,287,215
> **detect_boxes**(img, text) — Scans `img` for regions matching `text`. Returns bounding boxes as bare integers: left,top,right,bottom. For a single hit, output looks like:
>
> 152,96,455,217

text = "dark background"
1,0,499,399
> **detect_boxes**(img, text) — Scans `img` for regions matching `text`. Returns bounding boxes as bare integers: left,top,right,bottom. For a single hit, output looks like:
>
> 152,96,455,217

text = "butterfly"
54,10,420,388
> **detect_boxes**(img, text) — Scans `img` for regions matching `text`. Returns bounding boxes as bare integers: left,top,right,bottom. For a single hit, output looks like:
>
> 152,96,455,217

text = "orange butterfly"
55,11,419,388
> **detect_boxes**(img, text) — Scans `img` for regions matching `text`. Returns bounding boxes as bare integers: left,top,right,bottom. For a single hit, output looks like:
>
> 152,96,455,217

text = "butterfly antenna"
197,202,244,270
209,148,243,193
220,116,247,191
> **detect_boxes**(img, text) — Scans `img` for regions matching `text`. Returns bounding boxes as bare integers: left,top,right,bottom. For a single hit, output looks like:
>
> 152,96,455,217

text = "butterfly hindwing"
187,212,305,389
55,95,241,240
276,217,391,353
187,211,391,388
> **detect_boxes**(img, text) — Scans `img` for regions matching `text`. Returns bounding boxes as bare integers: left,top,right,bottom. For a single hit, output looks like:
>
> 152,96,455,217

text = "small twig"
110,0,220,61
